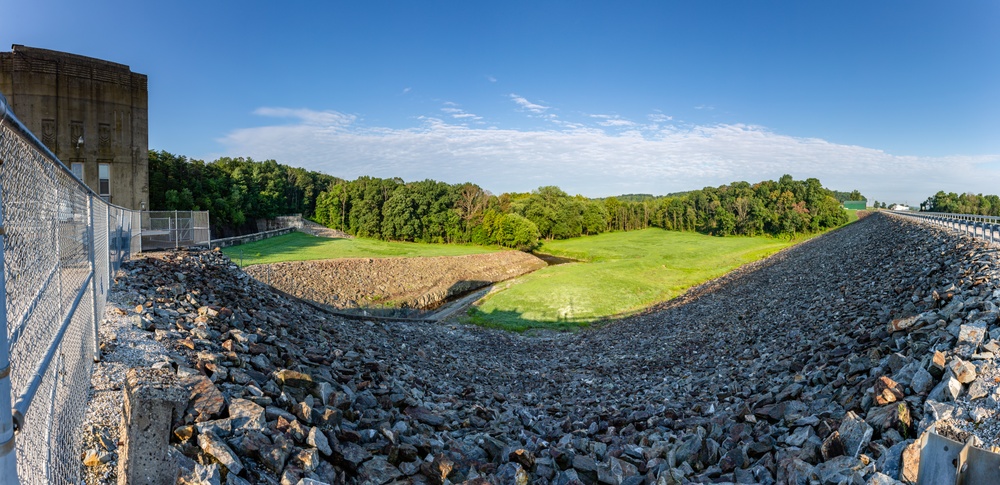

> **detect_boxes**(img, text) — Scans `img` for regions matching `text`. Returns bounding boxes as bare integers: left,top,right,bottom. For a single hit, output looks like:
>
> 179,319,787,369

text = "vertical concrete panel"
117,368,186,485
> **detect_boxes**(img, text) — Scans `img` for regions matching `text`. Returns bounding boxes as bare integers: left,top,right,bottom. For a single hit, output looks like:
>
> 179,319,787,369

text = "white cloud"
217,107,999,204
486,75,497,83
510,94,549,113
402,87,412,95
648,113,673,123
252,107,355,127
439,103,482,121
589,114,637,127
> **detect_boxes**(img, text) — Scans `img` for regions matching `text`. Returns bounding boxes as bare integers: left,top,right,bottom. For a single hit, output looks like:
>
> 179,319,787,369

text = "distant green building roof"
843,201,867,210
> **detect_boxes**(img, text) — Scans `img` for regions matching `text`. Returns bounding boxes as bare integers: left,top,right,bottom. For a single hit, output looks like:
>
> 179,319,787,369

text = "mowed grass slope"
222,231,497,266
468,228,795,331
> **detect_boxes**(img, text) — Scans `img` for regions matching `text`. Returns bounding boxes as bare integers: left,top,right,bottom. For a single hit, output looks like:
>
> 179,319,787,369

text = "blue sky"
4,1,999,204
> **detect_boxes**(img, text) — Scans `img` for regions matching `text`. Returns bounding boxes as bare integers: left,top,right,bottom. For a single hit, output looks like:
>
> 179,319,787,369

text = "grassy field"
467,228,796,331
222,231,497,266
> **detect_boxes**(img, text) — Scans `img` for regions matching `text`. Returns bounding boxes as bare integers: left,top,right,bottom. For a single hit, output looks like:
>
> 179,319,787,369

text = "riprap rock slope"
83,213,1000,484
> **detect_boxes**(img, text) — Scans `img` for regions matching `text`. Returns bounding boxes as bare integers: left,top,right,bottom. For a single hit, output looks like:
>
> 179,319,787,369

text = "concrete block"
118,368,188,485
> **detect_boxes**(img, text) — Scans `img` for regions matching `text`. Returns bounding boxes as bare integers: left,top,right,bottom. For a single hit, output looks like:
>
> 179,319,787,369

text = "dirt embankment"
243,251,546,310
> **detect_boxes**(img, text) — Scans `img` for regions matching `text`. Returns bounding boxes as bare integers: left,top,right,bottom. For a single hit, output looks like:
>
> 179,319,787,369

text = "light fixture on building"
75,136,84,149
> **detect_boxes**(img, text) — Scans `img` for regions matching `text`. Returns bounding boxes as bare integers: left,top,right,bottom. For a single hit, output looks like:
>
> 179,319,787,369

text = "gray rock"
404,406,445,427
572,454,599,485
307,426,332,456
910,366,934,394
177,463,221,485
928,375,962,402
226,475,252,485
956,321,988,358
866,472,904,485
260,434,294,474
968,377,991,400
229,398,266,430
195,418,232,438
812,455,865,484
333,442,371,471
785,426,812,447
293,448,321,474
496,462,528,485
134,314,154,331
265,405,297,422
970,407,991,423
552,469,582,485
358,456,403,485
949,358,977,384
837,411,873,458
296,480,331,485
779,457,812,485
197,432,243,475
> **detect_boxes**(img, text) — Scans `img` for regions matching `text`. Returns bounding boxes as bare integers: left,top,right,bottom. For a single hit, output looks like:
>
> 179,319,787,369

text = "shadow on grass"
463,306,595,333
530,252,581,265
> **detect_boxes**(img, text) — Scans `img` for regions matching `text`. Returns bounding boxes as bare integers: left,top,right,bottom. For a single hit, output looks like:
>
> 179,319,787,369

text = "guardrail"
888,210,1000,243
0,92,140,484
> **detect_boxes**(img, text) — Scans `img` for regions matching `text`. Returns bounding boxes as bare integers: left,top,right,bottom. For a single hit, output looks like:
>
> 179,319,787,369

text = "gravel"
80,270,173,484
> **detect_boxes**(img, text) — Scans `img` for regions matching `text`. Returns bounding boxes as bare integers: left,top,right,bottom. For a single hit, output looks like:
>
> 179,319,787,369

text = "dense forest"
149,150,856,249
922,191,1000,215
310,175,853,249
148,151,341,236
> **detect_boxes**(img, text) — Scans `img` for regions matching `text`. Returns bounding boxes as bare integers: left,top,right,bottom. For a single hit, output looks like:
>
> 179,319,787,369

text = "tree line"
149,151,855,248
922,191,1000,215
310,174,852,248
149,151,341,236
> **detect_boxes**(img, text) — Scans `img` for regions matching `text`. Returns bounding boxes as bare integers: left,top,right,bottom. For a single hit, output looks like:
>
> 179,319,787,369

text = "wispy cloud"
510,94,550,113
694,104,715,111
401,87,412,95
486,75,497,83
439,103,482,121
590,114,636,127
253,107,355,127
218,107,999,204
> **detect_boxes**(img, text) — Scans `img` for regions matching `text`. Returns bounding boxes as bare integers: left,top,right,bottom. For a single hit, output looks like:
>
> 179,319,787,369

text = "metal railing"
0,93,140,484
889,210,1000,243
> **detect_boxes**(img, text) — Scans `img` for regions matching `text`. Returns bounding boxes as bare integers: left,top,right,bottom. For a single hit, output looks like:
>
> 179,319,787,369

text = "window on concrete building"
70,162,84,181
98,163,110,202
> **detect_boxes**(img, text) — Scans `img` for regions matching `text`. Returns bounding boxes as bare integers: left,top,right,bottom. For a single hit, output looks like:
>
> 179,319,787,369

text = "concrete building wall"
0,44,148,210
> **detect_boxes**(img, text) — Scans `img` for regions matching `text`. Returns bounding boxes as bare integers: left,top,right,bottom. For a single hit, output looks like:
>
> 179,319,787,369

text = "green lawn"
467,228,796,331
222,231,497,266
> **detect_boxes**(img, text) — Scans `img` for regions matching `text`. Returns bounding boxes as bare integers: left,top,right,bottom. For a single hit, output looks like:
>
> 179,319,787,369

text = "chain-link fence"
0,94,140,483
140,210,210,251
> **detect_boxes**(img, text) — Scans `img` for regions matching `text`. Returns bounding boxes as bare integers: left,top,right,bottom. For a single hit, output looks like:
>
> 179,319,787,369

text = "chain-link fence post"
0,159,21,484
88,196,100,363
